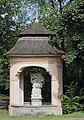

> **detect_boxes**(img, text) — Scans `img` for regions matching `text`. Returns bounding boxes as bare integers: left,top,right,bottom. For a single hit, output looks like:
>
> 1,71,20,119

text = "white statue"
30,73,44,98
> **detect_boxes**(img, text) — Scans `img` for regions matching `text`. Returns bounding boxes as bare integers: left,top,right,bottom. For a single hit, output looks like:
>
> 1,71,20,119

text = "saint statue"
30,73,45,98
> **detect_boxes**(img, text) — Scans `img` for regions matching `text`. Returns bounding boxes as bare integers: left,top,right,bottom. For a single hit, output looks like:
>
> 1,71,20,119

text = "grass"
0,110,84,120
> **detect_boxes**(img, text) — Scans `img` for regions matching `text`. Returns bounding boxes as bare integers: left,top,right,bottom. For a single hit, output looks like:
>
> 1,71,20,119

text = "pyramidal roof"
6,22,64,56
18,22,52,37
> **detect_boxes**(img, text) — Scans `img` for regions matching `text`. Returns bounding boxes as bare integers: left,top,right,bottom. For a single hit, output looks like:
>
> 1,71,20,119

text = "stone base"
31,98,42,106
9,105,62,116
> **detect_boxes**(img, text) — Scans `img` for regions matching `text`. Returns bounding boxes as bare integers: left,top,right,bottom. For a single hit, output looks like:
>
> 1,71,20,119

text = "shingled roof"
6,22,64,56
18,22,52,37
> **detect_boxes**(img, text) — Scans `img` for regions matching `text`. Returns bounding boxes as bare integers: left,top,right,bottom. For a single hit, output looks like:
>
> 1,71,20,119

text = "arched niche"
20,66,51,106
12,63,54,80
10,61,62,107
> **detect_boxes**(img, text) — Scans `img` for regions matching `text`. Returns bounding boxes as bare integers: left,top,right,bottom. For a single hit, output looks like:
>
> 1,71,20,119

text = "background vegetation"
0,0,84,114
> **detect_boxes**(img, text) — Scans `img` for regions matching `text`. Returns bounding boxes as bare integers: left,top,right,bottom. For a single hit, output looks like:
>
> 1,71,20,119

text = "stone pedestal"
31,83,43,106
31,98,42,106
9,105,62,116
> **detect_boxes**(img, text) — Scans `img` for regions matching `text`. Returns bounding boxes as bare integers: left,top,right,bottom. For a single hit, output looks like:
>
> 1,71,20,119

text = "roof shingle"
6,37,64,56
18,22,52,37
6,22,64,56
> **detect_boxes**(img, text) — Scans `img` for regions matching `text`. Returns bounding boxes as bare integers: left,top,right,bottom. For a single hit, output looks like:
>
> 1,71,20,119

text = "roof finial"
35,0,39,22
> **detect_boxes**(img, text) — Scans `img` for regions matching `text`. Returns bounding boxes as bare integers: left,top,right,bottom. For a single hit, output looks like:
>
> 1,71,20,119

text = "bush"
62,82,83,114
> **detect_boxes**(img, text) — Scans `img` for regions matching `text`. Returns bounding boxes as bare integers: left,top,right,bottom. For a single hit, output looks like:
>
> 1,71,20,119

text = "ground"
0,109,84,120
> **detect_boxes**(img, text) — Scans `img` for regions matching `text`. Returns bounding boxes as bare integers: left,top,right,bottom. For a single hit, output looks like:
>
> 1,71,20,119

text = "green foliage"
0,94,9,98
61,0,84,62
0,0,22,94
62,95,82,114
39,0,84,64
39,0,84,97
62,82,83,114
0,58,9,90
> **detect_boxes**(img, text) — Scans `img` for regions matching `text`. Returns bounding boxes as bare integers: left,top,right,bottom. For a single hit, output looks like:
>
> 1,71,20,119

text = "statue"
30,73,45,106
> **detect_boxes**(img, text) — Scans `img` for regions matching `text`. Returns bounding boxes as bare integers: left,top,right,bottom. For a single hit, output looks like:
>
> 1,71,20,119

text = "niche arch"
10,60,62,107
20,66,51,105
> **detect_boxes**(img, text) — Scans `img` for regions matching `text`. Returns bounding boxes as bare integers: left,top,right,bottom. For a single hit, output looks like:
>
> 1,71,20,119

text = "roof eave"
18,33,55,37
6,54,63,57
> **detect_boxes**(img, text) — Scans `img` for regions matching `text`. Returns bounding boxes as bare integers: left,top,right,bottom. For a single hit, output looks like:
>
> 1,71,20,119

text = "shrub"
62,82,83,114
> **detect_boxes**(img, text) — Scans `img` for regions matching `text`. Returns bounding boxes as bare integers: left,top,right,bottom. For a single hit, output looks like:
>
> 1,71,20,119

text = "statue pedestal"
31,97,42,106
31,83,43,106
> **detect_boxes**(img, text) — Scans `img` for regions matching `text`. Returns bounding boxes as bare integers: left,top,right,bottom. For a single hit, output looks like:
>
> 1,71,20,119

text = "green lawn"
0,110,84,120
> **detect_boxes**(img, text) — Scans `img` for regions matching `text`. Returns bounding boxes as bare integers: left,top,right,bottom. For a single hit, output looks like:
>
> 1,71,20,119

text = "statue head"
30,72,45,85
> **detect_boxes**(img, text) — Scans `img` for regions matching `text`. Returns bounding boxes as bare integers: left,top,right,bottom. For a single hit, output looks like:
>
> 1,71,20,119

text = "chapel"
6,22,64,116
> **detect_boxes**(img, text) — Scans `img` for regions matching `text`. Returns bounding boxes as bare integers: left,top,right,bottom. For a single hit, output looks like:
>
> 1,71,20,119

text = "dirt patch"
64,118,84,120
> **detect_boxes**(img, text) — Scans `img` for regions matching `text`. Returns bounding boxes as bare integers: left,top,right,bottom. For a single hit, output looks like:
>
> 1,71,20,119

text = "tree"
59,0,84,91
33,0,84,93
0,0,22,95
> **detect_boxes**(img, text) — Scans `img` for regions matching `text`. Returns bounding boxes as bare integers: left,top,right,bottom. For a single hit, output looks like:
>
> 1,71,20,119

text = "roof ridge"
18,22,52,37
